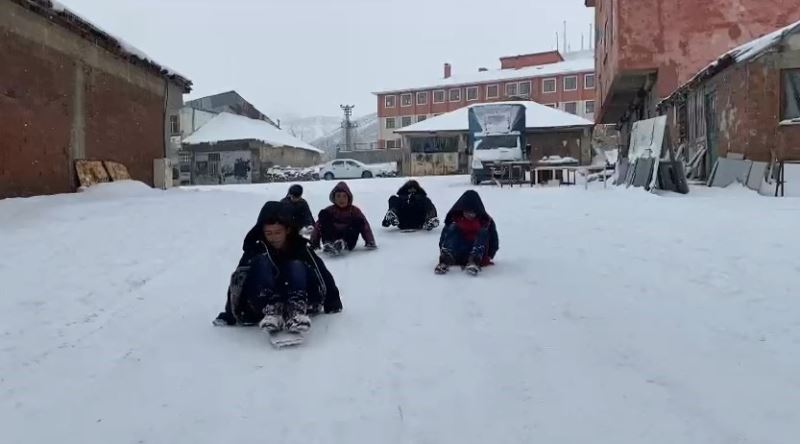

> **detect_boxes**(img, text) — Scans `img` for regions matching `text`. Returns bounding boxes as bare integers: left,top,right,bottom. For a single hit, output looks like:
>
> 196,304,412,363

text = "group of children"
213,180,499,334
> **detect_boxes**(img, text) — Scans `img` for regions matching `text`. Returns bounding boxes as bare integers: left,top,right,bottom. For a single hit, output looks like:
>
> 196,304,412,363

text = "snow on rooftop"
43,0,189,82
182,112,324,154
374,56,594,94
395,101,593,133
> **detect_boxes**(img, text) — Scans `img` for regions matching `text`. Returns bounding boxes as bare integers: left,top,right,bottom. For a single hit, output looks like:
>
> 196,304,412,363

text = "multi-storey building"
373,50,596,150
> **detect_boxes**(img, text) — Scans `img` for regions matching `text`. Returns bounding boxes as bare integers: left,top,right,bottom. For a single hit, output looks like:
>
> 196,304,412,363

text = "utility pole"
340,105,358,153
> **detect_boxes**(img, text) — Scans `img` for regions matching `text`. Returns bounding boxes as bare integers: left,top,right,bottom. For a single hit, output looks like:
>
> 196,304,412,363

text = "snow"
396,101,593,133
183,112,323,154
2,177,800,443
374,56,594,94
538,155,579,165
47,0,188,80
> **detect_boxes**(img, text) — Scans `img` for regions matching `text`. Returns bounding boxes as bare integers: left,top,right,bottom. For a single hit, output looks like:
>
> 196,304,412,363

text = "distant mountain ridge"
311,113,379,159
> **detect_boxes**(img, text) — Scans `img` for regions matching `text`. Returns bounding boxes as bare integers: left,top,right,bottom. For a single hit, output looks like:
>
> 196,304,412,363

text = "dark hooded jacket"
280,195,315,228
440,190,499,262
311,182,376,247
238,201,342,313
392,180,437,229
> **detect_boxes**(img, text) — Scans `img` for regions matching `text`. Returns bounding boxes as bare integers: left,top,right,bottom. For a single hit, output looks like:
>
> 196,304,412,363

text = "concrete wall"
0,0,184,198
591,0,800,124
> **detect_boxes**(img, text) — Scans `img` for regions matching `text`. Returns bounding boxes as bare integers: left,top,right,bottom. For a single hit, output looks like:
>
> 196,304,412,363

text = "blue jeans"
440,224,489,265
242,255,308,313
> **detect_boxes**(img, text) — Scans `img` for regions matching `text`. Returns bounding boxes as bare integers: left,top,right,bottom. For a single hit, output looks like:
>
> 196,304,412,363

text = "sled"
269,331,305,348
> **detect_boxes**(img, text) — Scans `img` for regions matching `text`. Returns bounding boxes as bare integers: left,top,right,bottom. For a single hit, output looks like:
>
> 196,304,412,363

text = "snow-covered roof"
661,19,800,107
20,0,191,91
395,101,593,134
373,57,594,94
182,112,324,154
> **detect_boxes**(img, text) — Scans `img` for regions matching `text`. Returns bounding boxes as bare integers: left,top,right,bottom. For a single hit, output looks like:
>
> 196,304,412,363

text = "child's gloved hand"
300,225,314,237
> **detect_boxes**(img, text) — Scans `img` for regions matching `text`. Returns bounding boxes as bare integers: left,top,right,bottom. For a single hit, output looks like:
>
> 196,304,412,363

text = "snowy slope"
311,113,379,157
280,115,342,143
1,179,800,443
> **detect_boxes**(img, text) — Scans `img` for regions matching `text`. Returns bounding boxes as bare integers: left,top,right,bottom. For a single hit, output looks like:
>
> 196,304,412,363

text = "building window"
433,90,446,103
385,117,396,129
385,95,396,108
387,139,401,149
401,93,413,107
417,115,427,122
564,102,578,114
543,78,557,93
585,74,596,89
486,84,499,99
585,100,595,115
402,116,413,127
466,86,479,101
506,82,518,97
449,88,461,102
782,69,800,120
417,91,428,105
564,76,578,91
518,81,531,97
169,115,180,134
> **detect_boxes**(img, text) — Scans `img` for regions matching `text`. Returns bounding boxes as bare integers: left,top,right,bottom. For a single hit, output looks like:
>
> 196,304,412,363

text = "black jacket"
280,196,315,228
392,180,437,229
239,202,342,313
441,190,499,259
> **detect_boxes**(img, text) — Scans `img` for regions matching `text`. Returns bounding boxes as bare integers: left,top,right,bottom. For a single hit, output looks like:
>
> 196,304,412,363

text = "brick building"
0,0,191,198
585,0,800,149
658,21,800,177
373,50,596,152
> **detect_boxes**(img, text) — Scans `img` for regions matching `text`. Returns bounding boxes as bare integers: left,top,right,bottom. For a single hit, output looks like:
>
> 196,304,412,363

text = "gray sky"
59,0,594,120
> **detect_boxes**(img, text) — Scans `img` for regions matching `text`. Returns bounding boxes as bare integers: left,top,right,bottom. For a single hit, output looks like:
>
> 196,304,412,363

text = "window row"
385,114,430,129
384,74,595,108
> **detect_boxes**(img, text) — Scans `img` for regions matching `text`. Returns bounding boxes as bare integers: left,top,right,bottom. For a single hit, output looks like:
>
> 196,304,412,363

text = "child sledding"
311,181,377,256
435,190,499,276
381,180,439,231
213,201,342,335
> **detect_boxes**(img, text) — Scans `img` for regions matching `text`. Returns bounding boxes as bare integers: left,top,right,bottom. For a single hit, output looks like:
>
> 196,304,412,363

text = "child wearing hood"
281,184,315,236
381,179,439,231
311,181,377,255
213,201,342,333
436,190,499,276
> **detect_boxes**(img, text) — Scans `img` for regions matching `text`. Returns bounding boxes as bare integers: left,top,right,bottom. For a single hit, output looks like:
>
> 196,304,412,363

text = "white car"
319,159,377,180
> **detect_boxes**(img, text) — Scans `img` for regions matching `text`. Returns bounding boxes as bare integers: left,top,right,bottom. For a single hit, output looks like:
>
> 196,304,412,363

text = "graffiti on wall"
194,151,252,185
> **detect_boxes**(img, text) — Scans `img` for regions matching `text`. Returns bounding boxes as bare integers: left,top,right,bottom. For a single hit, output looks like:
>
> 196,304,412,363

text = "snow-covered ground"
1,177,799,443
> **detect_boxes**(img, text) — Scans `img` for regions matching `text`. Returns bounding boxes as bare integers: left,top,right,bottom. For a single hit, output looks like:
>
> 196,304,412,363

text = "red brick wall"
591,0,800,123
0,31,73,197
84,70,164,187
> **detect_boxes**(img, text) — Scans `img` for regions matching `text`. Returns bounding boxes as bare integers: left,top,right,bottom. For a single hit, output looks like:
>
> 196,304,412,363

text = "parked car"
319,159,379,180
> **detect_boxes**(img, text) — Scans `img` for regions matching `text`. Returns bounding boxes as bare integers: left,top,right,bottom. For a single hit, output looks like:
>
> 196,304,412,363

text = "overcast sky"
59,0,594,120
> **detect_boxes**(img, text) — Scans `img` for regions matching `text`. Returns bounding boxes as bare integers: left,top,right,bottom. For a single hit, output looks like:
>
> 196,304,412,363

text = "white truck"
469,104,526,185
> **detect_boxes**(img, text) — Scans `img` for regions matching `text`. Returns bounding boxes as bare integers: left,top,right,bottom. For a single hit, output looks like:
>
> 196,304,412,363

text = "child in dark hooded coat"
381,179,439,231
436,190,499,275
214,201,342,333
280,184,315,235
311,181,377,255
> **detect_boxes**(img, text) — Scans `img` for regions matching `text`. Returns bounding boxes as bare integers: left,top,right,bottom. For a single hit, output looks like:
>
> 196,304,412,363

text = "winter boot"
285,293,311,333
382,210,399,227
212,311,236,326
465,257,481,276
423,217,440,231
435,249,454,275
259,302,285,333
